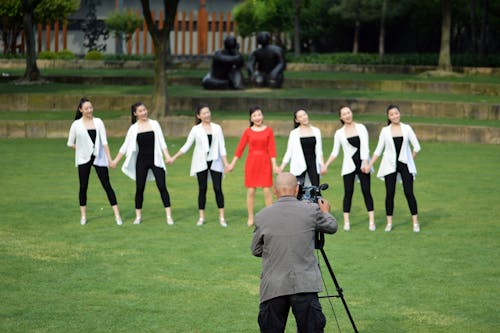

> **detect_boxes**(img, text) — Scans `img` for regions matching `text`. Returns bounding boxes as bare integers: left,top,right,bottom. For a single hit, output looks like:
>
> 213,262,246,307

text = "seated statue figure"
247,31,286,88
202,36,244,89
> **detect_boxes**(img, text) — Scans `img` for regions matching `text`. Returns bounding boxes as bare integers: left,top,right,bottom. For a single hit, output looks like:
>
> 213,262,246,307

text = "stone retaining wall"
2,75,497,97
1,95,498,120
1,117,499,144
2,59,499,75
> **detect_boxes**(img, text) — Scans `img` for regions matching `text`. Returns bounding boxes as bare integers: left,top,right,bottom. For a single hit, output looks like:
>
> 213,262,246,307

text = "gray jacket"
251,196,338,303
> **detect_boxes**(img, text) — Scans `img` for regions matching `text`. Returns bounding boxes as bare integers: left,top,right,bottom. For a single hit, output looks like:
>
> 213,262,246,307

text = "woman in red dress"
227,106,279,226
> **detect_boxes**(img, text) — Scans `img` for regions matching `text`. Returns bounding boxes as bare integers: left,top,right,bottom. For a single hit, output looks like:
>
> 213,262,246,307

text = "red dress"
235,127,277,188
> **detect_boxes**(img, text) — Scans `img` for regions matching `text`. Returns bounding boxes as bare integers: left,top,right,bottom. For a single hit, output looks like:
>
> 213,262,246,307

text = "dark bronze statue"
202,36,244,90
247,31,286,88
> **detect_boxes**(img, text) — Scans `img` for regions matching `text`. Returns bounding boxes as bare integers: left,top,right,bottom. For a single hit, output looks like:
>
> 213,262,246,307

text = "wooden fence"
26,9,255,56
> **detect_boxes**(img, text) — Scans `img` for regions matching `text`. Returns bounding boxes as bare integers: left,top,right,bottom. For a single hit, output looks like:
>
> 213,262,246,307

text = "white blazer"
180,122,227,176
330,123,370,176
67,117,108,167
118,119,168,181
282,126,323,176
374,122,421,181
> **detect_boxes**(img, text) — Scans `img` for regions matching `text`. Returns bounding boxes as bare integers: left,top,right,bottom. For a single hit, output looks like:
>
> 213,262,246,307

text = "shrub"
102,54,155,61
286,52,500,67
38,51,57,60
84,50,103,60
56,49,76,60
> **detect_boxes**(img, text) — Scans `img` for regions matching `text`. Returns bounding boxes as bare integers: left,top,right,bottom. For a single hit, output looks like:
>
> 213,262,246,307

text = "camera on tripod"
297,182,358,332
297,183,329,249
297,183,329,204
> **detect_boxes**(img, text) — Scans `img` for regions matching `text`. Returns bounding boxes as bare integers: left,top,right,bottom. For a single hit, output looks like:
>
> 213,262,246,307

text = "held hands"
320,164,328,175
109,159,117,169
361,162,371,174
165,156,174,164
225,162,235,173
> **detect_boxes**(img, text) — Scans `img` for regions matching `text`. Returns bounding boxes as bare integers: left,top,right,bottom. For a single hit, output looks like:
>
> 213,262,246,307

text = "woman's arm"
278,132,293,172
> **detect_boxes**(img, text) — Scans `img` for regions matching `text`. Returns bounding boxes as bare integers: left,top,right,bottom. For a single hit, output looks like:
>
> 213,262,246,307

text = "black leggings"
384,162,418,216
196,163,224,210
135,156,171,209
343,168,374,213
78,157,117,206
296,154,320,187
297,169,320,187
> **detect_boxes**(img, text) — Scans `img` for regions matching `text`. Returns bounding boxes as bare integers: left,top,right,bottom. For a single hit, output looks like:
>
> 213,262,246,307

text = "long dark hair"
248,105,262,127
74,97,91,120
293,108,307,128
195,103,210,125
338,105,352,125
130,102,145,124
386,104,400,125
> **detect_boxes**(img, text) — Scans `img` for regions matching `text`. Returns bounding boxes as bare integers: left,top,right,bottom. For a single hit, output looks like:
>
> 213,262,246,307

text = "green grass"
3,68,500,84
1,137,499,332
2,110,499,128
1,82,499,104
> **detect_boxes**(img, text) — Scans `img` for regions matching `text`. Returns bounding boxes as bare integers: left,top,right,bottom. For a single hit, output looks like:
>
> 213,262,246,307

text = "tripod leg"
320,248,359,333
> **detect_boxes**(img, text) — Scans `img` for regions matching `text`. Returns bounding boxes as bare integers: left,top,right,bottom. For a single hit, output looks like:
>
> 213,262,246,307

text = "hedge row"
286,52,500,68
1,51,499,67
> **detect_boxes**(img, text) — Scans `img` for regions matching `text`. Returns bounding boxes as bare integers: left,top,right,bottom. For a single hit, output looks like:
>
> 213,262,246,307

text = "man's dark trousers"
258,292,326,333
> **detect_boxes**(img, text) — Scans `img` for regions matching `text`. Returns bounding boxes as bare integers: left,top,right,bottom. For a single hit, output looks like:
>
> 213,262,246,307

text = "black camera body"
297,183,329,249
297,183,329,204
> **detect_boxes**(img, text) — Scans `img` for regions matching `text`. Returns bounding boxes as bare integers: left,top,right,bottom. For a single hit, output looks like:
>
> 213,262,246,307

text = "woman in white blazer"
324,106,375,231
365,104,421,232
172,104,229,227
67,97,122,226
278,108,325,186
112,102,174,225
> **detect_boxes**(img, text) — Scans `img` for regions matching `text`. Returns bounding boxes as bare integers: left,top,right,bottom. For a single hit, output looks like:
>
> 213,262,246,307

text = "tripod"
316,232,359,333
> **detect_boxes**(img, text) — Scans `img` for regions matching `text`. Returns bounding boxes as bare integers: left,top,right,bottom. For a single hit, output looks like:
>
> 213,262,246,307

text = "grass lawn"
1,137,499,332
1,82,499,105
1,110,500,129
2,68,500,84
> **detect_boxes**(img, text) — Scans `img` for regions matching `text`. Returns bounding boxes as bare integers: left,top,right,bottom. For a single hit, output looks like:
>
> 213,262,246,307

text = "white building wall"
53,0,245,56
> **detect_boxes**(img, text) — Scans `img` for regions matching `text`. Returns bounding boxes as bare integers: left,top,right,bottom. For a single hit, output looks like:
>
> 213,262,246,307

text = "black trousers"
342,168,374,213
196,163,224,210
135,156,171,209
78,156,117,206
384,161,418,215
258,293,326,333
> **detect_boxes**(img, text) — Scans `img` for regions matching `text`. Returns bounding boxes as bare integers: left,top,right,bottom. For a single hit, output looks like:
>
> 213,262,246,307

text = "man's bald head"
274,172,299,197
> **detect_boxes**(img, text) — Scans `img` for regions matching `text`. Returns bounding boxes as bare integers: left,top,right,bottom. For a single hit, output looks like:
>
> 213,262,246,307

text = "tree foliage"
0,0,78,55
34,0,79,23
106,10,143,41
233,0,293,45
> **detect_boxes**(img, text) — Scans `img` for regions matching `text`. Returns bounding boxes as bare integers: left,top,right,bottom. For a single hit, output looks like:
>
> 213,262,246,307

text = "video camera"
297,183,329,204
297,183,329,249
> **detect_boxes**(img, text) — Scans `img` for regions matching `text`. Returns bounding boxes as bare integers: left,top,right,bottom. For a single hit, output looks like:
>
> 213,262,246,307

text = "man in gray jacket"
251,172,338,333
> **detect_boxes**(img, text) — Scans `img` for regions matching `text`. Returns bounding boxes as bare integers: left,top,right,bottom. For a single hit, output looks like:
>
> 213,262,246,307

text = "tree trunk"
478,0,488,59
378,0,387,60
438,0,452,71
115,0,124,54
22,2,40,81
469,0,477,54
140,0,179,117
352,19,360,54
151,39,168,117
293,0,301,57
